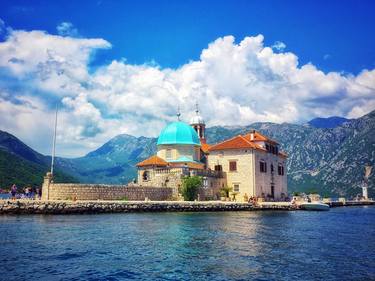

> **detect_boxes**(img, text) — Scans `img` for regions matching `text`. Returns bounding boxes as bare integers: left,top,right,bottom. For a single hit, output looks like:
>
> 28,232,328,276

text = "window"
233,184,240,192
260,161,267,173
271,164,274,172
166,149,172,160
278,164,284,176
229,161,237,172
214,165,223,172
142,171,150,181
265,144,270,152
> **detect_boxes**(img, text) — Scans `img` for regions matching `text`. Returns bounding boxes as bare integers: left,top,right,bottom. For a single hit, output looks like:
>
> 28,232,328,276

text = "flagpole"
51,104,58,176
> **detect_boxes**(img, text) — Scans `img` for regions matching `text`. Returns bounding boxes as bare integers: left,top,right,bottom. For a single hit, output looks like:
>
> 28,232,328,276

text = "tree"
181,176,202,201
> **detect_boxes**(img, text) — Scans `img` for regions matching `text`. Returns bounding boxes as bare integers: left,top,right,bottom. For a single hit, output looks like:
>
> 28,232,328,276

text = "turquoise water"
0,207,374,280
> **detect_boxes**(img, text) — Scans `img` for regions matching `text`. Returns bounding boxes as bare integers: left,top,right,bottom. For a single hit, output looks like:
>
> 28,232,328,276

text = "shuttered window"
260,161,267,173
229,161,237,172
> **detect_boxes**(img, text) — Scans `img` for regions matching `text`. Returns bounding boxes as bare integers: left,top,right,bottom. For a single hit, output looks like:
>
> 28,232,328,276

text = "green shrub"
220,186,232,197
181,176,202,201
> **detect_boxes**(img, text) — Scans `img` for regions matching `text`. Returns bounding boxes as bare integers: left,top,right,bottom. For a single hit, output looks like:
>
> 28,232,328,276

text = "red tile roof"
209,135,258,151
243,131,278,144
136,155,168,167
169,161,205,170
201,143,211,153
209,130,286,157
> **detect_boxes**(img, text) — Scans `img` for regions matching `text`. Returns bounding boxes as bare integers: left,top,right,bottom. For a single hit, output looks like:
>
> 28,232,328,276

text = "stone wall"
0,201,256,214
137,167,184,192
42,174,173,201
254,150,288,200
208,149,256,201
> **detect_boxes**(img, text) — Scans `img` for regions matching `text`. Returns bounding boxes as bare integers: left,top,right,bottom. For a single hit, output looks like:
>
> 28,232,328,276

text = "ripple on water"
0,208,374,281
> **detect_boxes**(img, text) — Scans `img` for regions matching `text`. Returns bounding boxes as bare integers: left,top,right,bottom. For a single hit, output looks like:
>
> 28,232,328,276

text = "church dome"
157,122,201,146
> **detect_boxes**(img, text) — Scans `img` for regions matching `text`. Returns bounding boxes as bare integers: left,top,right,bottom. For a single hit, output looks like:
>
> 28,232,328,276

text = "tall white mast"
50,104,58,175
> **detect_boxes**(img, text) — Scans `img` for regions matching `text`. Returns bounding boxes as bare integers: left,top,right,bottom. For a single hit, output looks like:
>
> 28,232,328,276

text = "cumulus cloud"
0,27,374,157
272,41,286,51
56,22,79,37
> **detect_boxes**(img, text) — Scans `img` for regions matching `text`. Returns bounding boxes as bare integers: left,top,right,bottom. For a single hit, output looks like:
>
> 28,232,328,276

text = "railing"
152,167,225,178
191,169,225,178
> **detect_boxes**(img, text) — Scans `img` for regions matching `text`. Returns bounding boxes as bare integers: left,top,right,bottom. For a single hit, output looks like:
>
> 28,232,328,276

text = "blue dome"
157,122,201,146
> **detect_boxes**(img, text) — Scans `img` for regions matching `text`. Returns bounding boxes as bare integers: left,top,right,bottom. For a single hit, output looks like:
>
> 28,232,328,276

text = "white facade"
208,148,287,201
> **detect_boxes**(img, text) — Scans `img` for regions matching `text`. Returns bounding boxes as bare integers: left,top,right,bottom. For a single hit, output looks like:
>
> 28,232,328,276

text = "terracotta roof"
209,135,258,151
201,143,211,153
208,130,286,157
136,155,168,167
243,131,278,144
169,161,205,170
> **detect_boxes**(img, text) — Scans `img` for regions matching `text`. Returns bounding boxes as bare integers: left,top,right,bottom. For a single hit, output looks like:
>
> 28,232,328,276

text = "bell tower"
190,103,206,144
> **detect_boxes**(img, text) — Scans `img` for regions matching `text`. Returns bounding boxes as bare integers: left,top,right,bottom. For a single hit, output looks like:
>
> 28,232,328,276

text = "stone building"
137,107,288,201
208,130,288,201
137,109,225,199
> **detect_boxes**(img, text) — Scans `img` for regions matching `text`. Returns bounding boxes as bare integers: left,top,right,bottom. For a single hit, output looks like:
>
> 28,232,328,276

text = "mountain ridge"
307,116,351,128
1,111,374,196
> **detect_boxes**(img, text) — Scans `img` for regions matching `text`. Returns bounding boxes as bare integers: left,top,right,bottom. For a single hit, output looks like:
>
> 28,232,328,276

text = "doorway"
271,185,275,198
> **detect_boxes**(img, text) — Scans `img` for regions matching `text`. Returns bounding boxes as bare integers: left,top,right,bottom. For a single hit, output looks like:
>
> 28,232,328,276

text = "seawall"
42,181,174,201
0,200,295,214
0,200,373,215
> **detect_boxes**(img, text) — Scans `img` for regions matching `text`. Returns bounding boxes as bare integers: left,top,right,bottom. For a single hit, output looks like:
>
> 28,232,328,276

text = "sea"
0,206,374,281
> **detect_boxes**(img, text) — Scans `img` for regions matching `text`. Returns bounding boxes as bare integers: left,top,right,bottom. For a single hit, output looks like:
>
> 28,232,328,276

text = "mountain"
308,116,351,128
0,131,77,189
1,110,374,197
55,134,157,184
51,110,374,197
0,130,46,165
206,111,374,197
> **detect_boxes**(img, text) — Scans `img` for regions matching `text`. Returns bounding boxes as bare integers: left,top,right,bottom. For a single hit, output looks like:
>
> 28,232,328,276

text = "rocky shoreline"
0,200,296,214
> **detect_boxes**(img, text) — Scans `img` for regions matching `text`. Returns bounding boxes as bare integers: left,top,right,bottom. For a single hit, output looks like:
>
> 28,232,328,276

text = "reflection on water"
0,207,374,280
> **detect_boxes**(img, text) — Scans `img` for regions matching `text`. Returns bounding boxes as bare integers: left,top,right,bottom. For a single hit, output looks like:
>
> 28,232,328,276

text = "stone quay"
0,200,297,215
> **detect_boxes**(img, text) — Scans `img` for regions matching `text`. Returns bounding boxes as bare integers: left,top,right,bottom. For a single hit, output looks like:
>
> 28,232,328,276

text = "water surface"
0,207,374,280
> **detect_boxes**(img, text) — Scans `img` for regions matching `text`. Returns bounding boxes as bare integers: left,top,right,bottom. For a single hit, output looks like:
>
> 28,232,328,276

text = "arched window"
142,171,150,181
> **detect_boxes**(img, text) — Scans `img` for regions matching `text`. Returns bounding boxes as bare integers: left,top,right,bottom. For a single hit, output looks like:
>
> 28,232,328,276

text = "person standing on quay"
10,184,17,200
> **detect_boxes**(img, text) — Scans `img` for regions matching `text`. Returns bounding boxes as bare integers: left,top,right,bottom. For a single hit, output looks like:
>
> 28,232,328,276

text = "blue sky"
2,0,375,73
0,0,374,157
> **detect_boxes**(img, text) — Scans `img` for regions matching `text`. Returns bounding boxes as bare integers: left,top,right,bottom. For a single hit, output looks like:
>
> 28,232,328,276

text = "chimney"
250,130,255,141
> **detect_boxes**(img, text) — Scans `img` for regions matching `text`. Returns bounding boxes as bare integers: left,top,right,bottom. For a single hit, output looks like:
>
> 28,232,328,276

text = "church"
136,106,288,202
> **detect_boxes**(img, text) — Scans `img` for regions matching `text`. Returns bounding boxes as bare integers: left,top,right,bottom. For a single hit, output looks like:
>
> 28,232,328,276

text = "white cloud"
0,28,374,157
56,22,79,37
272,41,286,51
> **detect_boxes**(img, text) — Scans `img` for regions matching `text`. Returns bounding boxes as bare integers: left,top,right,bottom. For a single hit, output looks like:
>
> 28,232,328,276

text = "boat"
299,201,330,211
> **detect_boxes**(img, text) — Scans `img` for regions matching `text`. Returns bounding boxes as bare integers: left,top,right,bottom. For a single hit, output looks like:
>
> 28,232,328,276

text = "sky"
0,0,374,157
